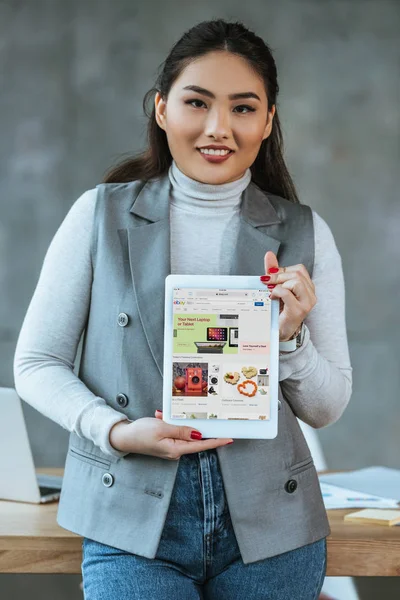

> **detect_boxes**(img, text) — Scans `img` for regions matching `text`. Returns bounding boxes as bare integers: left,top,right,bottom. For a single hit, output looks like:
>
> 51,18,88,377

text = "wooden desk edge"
1,469,400,575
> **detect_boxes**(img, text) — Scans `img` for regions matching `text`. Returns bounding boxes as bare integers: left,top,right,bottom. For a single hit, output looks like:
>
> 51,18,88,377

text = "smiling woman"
103,20,299,202
13,17,353,600
152,54,274,183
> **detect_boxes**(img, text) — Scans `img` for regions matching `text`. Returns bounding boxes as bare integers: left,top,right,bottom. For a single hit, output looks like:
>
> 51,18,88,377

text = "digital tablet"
162,275,279,439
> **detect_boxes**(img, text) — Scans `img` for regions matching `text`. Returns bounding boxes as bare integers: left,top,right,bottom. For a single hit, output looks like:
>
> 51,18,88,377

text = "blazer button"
102,473,114,488
117,313,129,327
285,479,297,494
116,393,129,408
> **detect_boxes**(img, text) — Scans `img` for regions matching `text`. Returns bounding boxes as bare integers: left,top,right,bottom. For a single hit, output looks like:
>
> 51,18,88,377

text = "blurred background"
0,0,399,598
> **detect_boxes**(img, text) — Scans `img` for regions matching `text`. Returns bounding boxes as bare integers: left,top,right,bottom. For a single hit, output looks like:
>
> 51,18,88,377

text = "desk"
1,469,400,575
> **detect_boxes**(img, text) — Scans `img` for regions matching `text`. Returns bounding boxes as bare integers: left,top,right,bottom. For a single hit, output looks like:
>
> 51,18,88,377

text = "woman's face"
155,51,275,184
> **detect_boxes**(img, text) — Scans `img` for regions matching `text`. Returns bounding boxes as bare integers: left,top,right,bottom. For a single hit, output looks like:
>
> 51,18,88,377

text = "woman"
14,19,352,599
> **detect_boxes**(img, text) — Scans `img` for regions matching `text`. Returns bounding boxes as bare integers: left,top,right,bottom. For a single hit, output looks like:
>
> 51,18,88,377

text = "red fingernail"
267,284,276,289
260,275,271,282
227,441,234,445
156,409,162,413
268,267,279,274
191,431,202,440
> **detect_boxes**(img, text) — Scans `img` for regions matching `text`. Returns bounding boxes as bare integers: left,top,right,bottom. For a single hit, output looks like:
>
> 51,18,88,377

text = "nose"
204,106,231,139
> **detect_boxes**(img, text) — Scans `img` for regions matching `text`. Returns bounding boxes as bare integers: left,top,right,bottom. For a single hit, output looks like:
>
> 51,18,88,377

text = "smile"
197,148,234,163
199,148,231,156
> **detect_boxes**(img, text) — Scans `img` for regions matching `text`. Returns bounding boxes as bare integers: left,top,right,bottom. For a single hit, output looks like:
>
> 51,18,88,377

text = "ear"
262,104,276,141
155,91,167,131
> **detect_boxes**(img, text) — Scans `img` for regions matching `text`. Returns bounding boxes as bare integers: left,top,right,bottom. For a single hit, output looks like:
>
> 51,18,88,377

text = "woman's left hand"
260,251,317,342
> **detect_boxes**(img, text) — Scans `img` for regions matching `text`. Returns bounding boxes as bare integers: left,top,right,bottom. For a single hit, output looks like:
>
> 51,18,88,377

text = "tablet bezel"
163,274,279,439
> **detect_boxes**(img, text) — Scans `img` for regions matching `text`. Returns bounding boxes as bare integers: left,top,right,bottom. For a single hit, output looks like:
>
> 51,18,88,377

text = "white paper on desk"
319,467,400,502
319,482,399,510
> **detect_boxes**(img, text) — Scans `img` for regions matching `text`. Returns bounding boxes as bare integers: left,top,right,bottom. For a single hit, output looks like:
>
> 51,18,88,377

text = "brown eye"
234,105,256,114
185,99,206,108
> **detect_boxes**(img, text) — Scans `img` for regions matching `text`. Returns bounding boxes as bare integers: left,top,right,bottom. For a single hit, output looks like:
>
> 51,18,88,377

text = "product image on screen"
207,327,228,341
170,287,272,421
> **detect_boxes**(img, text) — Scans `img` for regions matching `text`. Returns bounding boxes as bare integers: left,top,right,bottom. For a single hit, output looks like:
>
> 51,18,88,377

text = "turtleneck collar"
168,159,252,214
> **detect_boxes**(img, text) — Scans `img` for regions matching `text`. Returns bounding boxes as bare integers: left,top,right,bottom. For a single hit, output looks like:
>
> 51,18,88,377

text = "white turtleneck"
168,160,251,276
13,162,352,458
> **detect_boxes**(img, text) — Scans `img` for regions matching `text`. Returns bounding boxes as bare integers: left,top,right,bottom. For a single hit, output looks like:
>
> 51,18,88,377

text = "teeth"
199,148,230,156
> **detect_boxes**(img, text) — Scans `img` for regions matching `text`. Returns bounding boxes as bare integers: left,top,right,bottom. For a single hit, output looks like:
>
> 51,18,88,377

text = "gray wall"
1,1,399,598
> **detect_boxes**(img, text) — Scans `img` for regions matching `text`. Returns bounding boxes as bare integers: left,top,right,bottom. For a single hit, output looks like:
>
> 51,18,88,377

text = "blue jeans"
82,449,327,599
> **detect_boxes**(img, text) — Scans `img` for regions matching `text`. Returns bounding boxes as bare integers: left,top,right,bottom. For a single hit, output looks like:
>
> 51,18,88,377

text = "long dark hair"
104,19,299,203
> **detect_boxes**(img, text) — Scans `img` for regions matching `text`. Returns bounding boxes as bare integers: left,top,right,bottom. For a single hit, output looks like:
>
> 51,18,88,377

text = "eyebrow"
182,85,261,102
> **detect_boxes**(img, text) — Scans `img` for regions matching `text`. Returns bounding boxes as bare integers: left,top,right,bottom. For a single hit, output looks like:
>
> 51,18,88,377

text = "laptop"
0,387,62,503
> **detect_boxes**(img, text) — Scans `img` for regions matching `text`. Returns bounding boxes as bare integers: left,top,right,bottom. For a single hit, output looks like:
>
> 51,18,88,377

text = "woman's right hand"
109,414,233,460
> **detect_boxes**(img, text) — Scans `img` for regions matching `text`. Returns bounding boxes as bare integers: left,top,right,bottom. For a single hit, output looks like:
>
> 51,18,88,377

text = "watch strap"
279,323,304,353
279,337,297,352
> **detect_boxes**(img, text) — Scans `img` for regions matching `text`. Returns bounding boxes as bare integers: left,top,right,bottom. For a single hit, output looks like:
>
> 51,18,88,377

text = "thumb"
264,250,279,275
156,411,202,440
169,424,202,441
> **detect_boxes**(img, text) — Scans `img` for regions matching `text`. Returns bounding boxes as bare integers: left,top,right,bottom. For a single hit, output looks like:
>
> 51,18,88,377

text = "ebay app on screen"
170,288,271,421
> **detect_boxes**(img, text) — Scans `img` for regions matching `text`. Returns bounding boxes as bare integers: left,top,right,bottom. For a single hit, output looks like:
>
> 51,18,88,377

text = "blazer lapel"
229,182,281,276
127,174,282,377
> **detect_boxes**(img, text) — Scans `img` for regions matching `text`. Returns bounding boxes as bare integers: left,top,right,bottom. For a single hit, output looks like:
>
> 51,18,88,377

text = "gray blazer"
57,174,330,564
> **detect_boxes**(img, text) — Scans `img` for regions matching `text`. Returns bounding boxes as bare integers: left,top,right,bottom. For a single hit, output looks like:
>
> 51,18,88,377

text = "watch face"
296,323,305,347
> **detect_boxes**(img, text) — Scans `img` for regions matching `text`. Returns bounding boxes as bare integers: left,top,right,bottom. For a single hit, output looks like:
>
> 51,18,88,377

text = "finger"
264,251,279,275
269,263,309,276
155,413,208,444
155,414,217,444
173,437,234,455
269,285,303,314
264,264,315,291
263,266,315,294
266,271,315,297
273,278,314,303
263,270,308,285
263,274,314,298
167,424,204,442
157,418,233,449
281,280,316,308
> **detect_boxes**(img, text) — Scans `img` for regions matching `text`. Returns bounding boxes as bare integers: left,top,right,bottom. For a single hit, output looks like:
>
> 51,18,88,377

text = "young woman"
14,19,352,600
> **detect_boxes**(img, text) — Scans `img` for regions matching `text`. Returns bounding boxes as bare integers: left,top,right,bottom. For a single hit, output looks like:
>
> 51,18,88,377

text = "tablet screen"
170,286,272,421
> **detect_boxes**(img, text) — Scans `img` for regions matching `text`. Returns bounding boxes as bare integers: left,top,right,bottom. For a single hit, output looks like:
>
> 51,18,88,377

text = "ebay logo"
173,300,185,305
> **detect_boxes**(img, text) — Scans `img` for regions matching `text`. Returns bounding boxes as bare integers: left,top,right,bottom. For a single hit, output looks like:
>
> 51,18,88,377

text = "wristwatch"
279,323,305,353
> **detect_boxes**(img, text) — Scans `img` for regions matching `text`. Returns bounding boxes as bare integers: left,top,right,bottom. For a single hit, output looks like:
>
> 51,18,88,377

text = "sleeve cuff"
83,401,132,459
100,414,132,459
278,324,317,381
